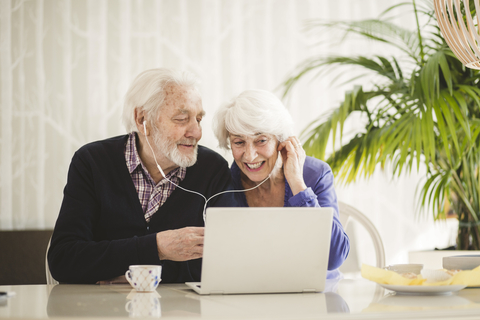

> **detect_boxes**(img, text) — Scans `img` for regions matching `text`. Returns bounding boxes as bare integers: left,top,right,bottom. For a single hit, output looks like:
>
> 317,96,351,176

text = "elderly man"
48,68,236,284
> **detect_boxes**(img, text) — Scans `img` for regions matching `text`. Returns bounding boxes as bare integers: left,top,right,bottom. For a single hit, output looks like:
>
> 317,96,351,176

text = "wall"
0,0,457,266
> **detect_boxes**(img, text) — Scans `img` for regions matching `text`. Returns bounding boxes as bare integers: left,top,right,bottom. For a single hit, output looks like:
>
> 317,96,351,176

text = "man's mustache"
176,139,197,146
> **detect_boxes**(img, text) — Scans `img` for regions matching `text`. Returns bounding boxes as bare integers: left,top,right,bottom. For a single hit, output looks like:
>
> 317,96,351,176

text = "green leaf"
432,104,451,160
437,93,460,155
283,0,480,246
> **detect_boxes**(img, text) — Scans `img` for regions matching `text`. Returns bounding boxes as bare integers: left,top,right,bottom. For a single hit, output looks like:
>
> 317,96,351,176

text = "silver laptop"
186,207,333,295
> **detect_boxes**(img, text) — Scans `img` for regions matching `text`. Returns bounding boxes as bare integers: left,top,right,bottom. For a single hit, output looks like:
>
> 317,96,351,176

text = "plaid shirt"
125,133,186,222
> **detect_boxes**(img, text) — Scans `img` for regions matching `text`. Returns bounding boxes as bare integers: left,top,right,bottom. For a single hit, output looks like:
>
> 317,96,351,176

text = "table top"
1,279,480,320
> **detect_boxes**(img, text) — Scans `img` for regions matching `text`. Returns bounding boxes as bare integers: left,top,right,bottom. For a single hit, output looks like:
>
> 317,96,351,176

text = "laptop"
186,207,333,295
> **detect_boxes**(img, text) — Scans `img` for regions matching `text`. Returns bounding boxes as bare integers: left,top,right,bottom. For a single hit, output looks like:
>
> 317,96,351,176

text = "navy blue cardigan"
48,135,236,284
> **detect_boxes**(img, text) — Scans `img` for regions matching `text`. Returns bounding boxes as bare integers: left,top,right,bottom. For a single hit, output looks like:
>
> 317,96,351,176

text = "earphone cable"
143,127,271,222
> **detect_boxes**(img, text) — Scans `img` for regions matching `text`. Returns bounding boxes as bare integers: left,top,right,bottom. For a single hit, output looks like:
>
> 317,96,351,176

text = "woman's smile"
244,161,265,171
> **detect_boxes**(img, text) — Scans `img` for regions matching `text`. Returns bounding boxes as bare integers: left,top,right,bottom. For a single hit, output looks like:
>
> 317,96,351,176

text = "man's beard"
151,126,198,168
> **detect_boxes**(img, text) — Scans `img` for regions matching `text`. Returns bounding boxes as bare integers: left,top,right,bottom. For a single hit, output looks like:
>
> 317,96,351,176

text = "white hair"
122,68,200,133
213,89,294,149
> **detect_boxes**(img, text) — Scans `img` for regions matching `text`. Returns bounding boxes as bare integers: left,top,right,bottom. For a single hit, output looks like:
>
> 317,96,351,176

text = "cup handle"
125,300,132,312
125,270,133,286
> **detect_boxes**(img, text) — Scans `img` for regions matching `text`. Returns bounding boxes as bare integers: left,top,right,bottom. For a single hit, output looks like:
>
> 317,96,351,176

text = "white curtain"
0,0,456,265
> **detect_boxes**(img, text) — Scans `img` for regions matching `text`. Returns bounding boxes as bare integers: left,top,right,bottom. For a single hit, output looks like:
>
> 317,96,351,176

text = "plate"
379,284,467,295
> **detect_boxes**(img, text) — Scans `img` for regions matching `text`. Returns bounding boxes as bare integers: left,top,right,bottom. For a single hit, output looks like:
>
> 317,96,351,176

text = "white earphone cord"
144,128,271,222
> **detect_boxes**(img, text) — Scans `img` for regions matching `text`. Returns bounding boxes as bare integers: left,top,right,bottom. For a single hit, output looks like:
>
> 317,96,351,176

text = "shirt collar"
125,132,187,183
126,132,141,174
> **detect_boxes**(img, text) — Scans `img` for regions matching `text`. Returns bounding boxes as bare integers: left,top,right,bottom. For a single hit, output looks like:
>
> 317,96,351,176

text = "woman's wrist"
290,180,307,196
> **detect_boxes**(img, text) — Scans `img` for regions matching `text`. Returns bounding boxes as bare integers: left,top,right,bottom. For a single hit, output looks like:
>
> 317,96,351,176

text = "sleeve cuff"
288,187,318,207
136,233,163,265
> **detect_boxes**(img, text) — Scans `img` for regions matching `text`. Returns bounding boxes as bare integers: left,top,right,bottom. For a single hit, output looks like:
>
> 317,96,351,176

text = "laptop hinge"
210,290,225,295
302,289,317,293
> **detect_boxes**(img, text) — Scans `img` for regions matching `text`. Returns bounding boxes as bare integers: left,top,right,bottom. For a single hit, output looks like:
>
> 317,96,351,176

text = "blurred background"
0,0,457,274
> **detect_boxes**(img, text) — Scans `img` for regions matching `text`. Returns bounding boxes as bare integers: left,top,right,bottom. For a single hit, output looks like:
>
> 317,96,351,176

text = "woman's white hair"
213,89,294,149
122,68,200,133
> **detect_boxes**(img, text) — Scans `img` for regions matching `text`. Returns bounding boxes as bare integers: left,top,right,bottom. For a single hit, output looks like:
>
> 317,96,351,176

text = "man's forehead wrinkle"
164,83,192,95
174,108,204,116
164,83,180,92
163,87,203,112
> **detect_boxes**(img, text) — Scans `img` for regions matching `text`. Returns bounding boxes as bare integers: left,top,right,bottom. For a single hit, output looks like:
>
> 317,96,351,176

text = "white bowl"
443,255,480,270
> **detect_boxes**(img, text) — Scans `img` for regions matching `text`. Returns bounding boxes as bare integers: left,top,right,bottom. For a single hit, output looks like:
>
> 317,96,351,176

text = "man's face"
151,85,204,168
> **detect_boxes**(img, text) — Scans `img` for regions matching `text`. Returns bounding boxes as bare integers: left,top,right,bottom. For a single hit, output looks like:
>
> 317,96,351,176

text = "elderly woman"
213,89,349,279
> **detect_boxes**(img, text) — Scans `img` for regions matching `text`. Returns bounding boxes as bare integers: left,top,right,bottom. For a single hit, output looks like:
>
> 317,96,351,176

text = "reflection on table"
125,290,161,317
1,279,480,319
45,281,349,318
363,292,480,314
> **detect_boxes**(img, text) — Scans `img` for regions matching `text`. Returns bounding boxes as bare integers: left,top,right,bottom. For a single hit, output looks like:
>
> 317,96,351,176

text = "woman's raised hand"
278,136,307,195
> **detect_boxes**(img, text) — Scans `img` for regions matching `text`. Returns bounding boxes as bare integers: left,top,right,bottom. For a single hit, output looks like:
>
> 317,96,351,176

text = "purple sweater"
230,156,350,279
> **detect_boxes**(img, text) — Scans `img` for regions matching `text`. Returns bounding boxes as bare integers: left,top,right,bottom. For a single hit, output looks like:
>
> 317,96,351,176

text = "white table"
1,279,480,319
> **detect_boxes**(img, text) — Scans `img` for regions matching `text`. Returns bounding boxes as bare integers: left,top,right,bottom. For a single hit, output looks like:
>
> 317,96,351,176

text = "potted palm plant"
284,0,480,250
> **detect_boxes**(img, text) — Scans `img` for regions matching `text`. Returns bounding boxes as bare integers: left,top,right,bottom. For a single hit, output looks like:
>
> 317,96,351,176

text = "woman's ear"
275,150,284,169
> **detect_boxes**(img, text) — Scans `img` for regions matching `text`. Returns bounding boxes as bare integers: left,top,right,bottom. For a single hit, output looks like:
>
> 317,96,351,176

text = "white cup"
125,290,161,317
125,265,162,292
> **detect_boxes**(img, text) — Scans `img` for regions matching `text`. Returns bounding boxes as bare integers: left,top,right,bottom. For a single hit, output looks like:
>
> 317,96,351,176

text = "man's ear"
134,108,149,136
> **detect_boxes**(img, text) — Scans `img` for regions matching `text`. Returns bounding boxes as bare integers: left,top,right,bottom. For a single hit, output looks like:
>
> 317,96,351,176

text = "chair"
338,201,385,270
45,238,59,285
0,230,53,285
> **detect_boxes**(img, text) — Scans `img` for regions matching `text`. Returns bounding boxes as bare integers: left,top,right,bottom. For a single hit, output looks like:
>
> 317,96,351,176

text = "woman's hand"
278,136,307,195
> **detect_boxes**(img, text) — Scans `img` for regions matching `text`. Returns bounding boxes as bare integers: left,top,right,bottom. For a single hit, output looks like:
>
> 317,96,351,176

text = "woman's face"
229,133,279,183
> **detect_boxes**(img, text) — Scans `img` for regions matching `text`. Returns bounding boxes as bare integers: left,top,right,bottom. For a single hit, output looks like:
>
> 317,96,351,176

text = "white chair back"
338,201,385,269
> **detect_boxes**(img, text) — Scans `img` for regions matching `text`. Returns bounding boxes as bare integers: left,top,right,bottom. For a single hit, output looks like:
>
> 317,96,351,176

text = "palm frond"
284,0,480,249
418,171,450,220
285,55,402,96
419,48,453,106
308,19,422,62
301,86,374,160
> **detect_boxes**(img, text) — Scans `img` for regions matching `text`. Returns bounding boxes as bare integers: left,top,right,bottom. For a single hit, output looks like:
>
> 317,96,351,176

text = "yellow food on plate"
361,264,426,286
449,267,480,287
361,264,480,287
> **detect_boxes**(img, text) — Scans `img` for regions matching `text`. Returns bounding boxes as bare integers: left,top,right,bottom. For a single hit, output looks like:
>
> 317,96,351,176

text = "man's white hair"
213,89,294,149
122,68,200,133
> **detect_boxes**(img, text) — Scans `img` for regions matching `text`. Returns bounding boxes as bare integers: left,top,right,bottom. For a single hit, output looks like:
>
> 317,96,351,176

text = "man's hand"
156,227,204,261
